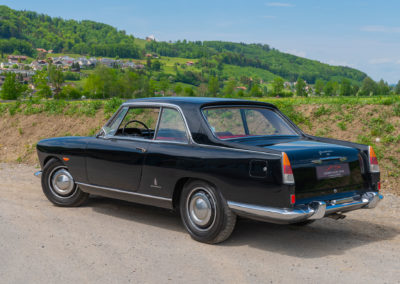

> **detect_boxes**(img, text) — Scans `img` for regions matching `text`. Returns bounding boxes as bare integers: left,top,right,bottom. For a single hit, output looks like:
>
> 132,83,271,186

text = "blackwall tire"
41,158,89,207
180,180,236,244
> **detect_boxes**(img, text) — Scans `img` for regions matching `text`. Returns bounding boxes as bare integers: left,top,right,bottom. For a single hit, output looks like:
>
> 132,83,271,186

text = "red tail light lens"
282,152,295,184
290,194,296,205
368,146,380,173
377,182,381,191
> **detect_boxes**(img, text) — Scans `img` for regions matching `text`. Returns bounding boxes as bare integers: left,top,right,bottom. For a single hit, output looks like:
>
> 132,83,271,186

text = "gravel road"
0,163,399,284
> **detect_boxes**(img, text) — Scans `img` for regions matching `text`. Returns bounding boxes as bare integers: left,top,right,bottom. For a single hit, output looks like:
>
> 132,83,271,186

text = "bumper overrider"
227,192,383,224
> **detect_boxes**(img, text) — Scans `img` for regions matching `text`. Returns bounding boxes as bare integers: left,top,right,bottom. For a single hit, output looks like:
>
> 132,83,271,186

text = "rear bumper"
227,191,383,224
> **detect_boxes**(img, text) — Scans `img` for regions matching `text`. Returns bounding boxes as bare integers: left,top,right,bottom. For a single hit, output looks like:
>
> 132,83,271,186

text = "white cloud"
361,25,400,33
266,2,294,7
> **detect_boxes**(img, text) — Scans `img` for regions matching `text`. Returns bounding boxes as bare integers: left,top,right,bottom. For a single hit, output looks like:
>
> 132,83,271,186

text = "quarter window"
155,108,188,143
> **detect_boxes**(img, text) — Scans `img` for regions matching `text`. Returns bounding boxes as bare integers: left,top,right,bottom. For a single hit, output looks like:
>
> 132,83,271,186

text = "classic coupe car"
35,97,383,244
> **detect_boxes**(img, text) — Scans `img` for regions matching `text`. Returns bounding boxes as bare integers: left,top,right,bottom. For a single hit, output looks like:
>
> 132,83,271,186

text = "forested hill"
0,5,367,83
146,41,367,83
0,5,141,58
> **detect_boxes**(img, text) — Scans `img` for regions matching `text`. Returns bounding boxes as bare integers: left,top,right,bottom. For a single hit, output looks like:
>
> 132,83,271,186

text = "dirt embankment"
0,110,107,164
0,104,399,194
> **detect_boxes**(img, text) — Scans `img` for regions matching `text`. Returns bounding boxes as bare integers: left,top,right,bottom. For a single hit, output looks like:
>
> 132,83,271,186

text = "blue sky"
3,0,400,83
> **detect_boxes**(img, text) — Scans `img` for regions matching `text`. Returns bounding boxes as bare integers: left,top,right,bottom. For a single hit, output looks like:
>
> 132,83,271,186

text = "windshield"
203,107,299,140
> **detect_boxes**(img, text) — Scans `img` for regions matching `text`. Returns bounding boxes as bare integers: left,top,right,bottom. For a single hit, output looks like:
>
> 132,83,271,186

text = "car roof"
124,96,277,109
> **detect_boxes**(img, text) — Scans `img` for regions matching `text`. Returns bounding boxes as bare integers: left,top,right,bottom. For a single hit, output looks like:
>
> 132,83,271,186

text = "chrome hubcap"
51,169,75,196
188,191,213,227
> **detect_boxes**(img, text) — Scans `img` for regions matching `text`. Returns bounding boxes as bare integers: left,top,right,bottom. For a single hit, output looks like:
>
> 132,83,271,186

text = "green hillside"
0,5,367,84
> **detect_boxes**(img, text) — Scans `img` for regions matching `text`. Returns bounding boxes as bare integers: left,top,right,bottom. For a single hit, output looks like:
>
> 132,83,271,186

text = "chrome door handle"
136,147,147,153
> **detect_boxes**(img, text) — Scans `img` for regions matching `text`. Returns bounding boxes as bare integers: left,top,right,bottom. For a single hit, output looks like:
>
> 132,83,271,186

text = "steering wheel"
122,120,150,137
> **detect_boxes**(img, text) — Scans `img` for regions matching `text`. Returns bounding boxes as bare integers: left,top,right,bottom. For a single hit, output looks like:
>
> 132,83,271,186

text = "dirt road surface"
1,163,399,284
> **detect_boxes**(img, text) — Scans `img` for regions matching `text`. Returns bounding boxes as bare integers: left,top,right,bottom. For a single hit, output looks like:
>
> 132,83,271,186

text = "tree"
151,60,162,71
315,79,324,96
33,69,52,98
159,78,169,93
146,57,152,69
223,80,236,97
249,84,262,97
197,83,208,97
174,84,183,95
359,77,378,96
340,79,352,96
271,77,284,96
71,62,80,72
0,72,27,100
295,78,306,97
84,65,118,98
352,85,360,96
208,76,219,97
184,86,194,96
395,80,400,95
377,79,390,96
48,65,64,98
323,81,338,96
61,85,81,99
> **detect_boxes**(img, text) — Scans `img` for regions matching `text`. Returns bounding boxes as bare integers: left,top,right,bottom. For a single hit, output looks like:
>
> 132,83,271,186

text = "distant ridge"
0,5,367,83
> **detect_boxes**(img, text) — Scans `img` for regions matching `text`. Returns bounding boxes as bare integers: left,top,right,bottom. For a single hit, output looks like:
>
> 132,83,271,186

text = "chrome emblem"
333,189,338,193
150,178,162,189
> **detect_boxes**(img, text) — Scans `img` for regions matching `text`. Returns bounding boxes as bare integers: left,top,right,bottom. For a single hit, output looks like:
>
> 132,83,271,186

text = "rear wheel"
41,159,89,207
180,180,236,244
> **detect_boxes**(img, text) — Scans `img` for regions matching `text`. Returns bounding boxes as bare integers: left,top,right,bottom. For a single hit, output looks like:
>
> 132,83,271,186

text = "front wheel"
41,158,89,207
180,180,236,244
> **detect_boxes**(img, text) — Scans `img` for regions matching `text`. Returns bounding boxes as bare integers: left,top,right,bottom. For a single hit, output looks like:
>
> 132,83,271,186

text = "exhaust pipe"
328,213,346,220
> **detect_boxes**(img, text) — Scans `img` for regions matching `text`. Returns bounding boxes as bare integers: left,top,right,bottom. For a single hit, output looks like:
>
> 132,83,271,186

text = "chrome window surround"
101,102,193,145
99,101,282,157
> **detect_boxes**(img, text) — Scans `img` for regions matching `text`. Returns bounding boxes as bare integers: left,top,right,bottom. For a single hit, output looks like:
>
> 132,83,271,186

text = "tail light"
290,194,296,205
282,152,295,185
377,181,381,191
368,146,380,173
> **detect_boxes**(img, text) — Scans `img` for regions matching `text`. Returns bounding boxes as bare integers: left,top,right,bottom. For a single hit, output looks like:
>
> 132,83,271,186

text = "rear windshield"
203,107,299,140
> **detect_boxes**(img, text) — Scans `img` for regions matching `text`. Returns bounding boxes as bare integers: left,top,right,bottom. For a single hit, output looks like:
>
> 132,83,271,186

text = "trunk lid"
264,139,364,200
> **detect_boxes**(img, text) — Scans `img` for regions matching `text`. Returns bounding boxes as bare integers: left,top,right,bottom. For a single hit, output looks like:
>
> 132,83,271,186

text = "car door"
85,106,160,192
139,107,192,198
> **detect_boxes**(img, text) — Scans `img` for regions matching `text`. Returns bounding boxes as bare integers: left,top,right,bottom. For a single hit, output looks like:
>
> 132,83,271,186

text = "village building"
146,35,156,42
7,55,28,63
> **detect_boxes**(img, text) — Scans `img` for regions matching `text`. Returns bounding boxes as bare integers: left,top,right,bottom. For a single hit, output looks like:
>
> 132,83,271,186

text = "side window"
103,107,129,136
155,108,189,143
116,107,160,139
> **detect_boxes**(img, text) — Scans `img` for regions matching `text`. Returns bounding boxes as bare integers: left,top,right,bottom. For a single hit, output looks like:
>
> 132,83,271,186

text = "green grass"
253,95,400,106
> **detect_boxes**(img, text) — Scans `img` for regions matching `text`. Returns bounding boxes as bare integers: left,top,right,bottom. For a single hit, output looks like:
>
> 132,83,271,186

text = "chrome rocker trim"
227,192,383,224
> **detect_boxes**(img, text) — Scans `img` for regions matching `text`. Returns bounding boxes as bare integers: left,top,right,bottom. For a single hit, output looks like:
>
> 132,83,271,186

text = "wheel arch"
43,156,61,168
172,177,219,210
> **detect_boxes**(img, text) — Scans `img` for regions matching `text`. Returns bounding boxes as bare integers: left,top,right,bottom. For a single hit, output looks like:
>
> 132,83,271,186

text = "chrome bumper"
34,171,42,178
227,192,383,224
